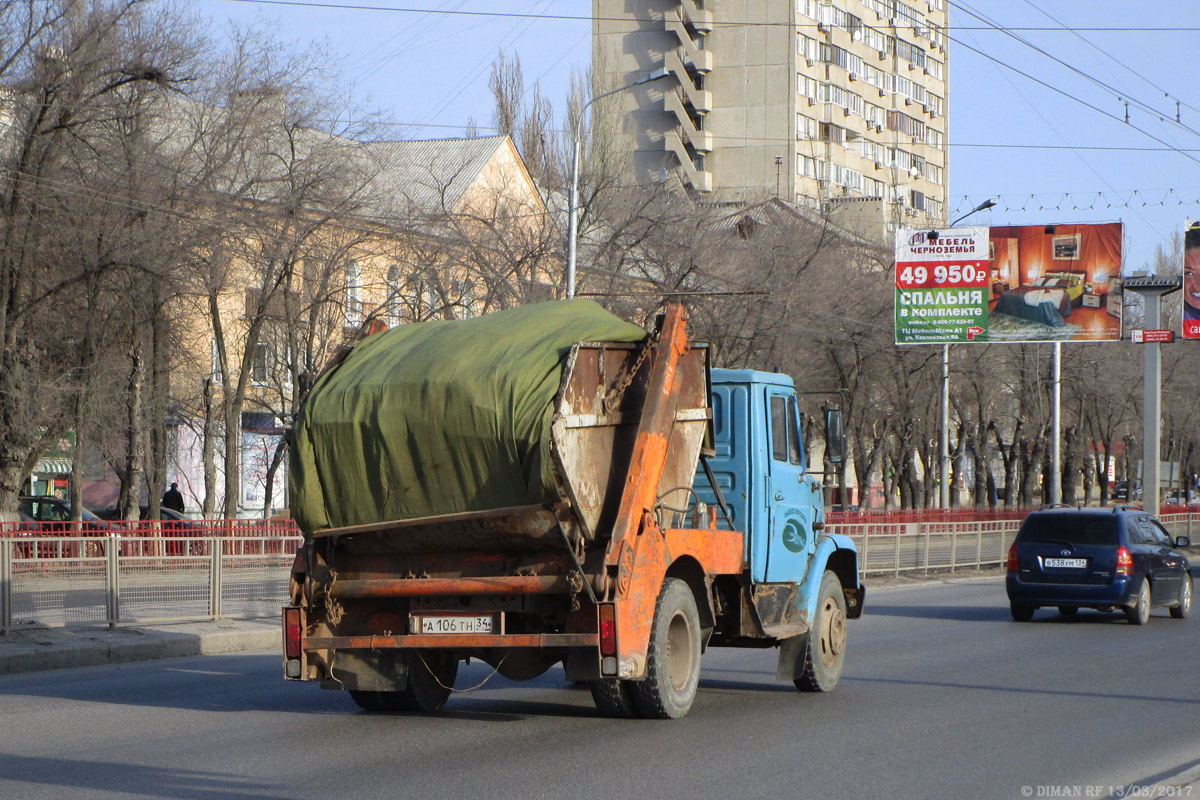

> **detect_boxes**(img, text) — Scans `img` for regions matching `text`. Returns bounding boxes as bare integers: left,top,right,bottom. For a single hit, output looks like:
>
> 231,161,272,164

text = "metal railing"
830,519,1021,577
2,512,1195,632
0,530,302,634
830,509,1199,578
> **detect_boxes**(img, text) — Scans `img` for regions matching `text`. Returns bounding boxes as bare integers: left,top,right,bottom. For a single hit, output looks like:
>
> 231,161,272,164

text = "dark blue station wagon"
1006,507,1192,624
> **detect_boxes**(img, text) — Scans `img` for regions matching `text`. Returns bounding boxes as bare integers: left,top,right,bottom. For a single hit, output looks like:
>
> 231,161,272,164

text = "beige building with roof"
593,0,949,240
168,133,556,516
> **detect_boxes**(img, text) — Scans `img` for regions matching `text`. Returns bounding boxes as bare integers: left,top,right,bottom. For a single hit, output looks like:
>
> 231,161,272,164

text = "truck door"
764,390,820,583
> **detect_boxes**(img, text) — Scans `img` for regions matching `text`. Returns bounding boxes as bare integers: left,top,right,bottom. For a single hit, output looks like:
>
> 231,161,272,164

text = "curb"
0,624,278,676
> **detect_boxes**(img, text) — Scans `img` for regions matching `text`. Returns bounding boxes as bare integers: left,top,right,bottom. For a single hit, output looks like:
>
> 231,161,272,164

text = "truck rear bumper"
303,632,598,650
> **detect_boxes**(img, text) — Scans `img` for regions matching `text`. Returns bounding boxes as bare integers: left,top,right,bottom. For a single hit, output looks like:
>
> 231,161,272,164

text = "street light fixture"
566,68,671,299
949,198,995,227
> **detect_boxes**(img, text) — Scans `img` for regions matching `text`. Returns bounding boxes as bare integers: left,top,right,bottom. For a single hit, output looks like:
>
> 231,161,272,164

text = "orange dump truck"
282,300,862,718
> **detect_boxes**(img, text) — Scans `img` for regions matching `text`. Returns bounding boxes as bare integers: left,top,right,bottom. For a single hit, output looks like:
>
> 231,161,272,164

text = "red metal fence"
0,518,302,559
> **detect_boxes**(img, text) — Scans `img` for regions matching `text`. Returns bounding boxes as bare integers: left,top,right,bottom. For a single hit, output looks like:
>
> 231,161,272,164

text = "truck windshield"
1019,515,1118,547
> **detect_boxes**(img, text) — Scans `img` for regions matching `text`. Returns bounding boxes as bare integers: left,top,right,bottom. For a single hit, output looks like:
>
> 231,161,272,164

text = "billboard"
895,222,1124,344
1184,220,1199,339
894,226,990,344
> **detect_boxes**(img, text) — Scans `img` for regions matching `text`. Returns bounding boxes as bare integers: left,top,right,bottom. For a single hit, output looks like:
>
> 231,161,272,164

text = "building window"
386,265,404,327
797,113,818,140
210,338,223,385
250,343,270,385
345,260,361,326
796,154,817,179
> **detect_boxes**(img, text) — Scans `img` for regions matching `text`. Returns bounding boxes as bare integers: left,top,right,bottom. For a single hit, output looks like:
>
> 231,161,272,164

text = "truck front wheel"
794,571,847,693
631,577,702,719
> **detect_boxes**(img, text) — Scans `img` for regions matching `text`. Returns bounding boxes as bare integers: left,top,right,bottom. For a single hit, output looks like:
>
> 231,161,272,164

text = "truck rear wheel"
630,577,701,719
589,679,637,717
794,571,847,693
348,652,457,712
349,690,398,712
400,651,457,711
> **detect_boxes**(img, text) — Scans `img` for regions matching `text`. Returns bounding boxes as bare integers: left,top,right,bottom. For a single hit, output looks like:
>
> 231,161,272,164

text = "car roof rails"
1109,504,1143,513
1036,503,1073,510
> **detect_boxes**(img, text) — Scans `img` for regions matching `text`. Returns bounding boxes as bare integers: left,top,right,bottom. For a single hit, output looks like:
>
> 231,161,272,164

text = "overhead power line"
1016,0,1200,119
952,1,1200,142
945,35,1200,167
214,1,1200,31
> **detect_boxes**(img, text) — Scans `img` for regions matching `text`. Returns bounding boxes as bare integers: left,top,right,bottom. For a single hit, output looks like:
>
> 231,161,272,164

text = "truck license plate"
1043,557,1087,569
412,614,497,635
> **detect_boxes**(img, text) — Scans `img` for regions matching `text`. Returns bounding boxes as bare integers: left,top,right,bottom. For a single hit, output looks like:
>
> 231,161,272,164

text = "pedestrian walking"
162,482,185,513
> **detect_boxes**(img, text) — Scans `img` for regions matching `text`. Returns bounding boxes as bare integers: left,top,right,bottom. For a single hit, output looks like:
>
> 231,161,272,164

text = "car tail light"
599,604,617,656
284,607,303,659
1007,542,1019,572
1116,546,1134,575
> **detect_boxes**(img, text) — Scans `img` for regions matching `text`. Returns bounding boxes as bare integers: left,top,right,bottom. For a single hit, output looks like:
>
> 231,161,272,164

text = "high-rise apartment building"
593,0,948,239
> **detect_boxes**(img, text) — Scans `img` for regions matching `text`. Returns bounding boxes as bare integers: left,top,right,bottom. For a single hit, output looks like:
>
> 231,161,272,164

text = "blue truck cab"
695,368,864,689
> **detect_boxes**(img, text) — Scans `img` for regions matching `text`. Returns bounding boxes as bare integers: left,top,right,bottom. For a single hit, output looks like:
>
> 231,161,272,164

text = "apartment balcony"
664,89,713,153
664,49,712,112
664,129,713,192
664,14,713,73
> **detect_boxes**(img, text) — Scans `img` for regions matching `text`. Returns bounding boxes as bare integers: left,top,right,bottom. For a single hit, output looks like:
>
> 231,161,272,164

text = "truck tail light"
599,604,616,656
1007,543,1018,572
284,607,303,659
1116,546,1134,575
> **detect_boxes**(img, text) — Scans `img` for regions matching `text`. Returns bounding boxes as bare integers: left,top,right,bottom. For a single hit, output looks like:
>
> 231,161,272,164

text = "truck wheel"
589,679,637,717
630,577,701,719
349,690,396,712
794,571,847,693
398,652,457,711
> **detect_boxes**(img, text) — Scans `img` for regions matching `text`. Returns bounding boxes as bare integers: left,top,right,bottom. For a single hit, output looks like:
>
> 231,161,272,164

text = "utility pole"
1124,275,1181,517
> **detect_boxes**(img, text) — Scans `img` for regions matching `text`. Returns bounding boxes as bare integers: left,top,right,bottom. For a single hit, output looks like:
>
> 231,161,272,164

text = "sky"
191,0,1199,274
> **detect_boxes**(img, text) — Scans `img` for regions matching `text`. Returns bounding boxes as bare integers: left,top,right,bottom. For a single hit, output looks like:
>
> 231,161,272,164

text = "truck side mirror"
825,408,846,465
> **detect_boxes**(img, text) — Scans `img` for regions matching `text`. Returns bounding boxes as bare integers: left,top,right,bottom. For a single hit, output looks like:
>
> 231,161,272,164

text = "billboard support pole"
940,343,950,509
1144,296,1163,518
1125,275,1181,517
1050,342,1062,505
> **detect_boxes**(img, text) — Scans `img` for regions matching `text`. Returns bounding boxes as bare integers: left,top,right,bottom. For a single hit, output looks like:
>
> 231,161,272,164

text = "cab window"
770,396,788,462
787,397,803,466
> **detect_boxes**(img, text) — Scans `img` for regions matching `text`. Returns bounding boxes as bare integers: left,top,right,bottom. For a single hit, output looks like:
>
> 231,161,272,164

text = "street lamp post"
937,199,995,508
567,68,671,299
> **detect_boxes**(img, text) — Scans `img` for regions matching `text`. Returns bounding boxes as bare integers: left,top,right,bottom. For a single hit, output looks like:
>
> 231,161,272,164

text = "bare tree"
0,0,197,520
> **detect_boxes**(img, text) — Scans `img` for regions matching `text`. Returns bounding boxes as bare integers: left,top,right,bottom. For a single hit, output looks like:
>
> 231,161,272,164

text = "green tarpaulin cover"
289,299,648,532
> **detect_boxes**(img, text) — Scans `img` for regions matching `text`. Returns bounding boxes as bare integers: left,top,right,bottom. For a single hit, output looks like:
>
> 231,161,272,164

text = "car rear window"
1019,515,1118,546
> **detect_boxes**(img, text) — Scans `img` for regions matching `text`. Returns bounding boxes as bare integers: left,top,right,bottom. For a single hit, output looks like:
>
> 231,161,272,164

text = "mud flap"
319,650,409,692
774,633,810,681
844,584,866,619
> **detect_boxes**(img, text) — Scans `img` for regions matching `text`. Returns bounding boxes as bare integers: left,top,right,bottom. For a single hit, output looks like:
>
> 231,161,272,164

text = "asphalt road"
1,577,1197,800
